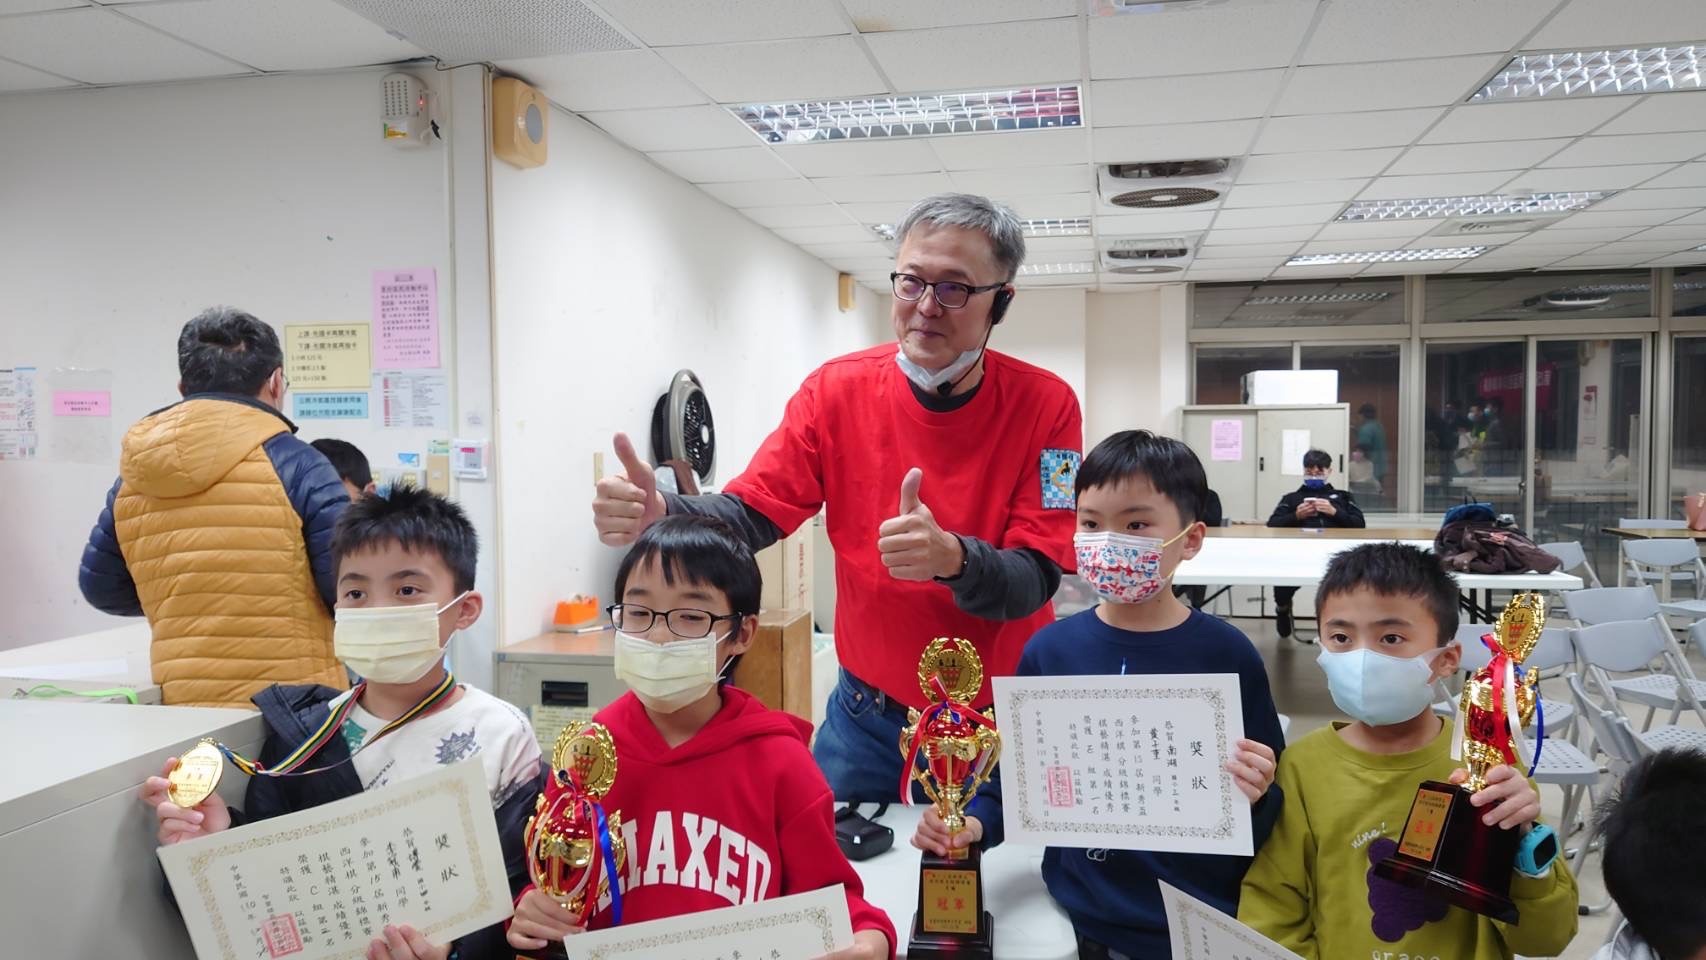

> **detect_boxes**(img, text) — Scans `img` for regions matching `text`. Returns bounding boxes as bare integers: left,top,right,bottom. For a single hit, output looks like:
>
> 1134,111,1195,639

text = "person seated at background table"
1266,448,1365,640
1594,747,1706,960
911,430,1283,960
1347,445,1381,498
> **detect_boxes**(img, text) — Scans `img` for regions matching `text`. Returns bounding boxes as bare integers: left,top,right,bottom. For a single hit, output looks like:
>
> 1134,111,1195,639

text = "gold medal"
917,636,984,704
551,721,618,799
168,739,225,808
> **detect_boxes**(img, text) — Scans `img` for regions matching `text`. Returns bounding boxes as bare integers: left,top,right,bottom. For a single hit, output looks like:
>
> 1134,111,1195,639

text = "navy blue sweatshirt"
966,607,1286,959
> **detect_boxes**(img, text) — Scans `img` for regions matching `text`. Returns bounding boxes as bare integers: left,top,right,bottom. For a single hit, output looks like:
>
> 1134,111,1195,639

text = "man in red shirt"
592,193,1082,800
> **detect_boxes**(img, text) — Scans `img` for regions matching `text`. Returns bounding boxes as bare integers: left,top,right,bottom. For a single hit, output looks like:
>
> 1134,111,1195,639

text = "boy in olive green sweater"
1239,543,1577,959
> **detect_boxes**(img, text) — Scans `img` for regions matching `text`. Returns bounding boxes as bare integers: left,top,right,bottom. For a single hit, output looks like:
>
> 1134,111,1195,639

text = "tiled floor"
1233,615,1706,960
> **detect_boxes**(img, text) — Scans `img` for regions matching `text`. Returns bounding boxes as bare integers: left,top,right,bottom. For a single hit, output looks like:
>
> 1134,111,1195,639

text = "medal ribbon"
1479,634,1540,776
898,675,997,807
593,802,624,927
219,672,458,778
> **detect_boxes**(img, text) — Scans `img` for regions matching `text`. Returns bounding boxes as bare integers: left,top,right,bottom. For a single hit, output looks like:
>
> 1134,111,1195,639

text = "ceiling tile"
658,36,885,102
1195,243,1305,259
1548,254,1657,269
1641,163,1706,189
1624,224,1706,242
774,223,881,245
1593,187,1706,210
1387,138,1571,176
649,146,796,183
1087,0,1316,79
591,0,848,46
863,18,1078,92
740,204,856,228
1300,237,1435,254
836,200,915,223
1222,179,1369,208
1544,132,1706,168
0,7,246,83
950,164,1092,197
773,139,942,177
1421,98,1633,144
1301,0,1559,64
1026,236,1096,256
0,55,74,90
1089,69,1286,126
811,172,955,202
1597,239,1702,254
1647,252,1706,266
1212,203,1348,230
1255,108,1443,154
1094,210,1218,236
840,0,1077,32
1534,225,1647,242
1276,56,1502,114
1185,267,1274,280
1671,210,1706,224
930,129,1087,171
1239,148,1401,183
501,51,707,111
827,257,897,273
1005,193,1095,218
1401,231,1533,249
1191,224,1321,244
1357,171,1518,199
1547,208,1690,229
1311,219,1437,241
1530,0,1706,48
1091,120,1258,163
699,178,828,207
120,0,423,72
0,0,84,11
582,105,758,152
803,241,895,259
1185,257,1289,272
1498,163,1677,192
1271,264,1367,279
1596,95,1706,136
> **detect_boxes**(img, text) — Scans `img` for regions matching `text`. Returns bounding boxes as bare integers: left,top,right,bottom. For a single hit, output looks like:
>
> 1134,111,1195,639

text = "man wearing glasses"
592,193,1082,800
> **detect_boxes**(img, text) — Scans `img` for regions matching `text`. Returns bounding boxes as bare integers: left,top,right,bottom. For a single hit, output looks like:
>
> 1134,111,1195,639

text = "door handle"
1339,455,1345,473
1259,456,1265,471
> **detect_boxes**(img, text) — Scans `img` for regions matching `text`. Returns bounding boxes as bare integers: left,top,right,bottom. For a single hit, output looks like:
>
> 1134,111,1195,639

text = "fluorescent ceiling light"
1019,261,1096,276
1243,291,1393,305
1286,246,1489,266
872,217,1091,242
732,85,1082,144
1470,44,1704,101
870,223,897,241
1337,192,1610,222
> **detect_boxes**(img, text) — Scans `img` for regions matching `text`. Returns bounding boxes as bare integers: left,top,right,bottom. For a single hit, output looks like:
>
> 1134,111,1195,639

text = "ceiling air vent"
1098,159,1236,210
1427,216,1557,237
1100,236,1197,277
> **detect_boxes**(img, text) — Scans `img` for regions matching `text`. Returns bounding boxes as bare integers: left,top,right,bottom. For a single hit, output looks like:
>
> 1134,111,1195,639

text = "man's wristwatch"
1514,822,1559,877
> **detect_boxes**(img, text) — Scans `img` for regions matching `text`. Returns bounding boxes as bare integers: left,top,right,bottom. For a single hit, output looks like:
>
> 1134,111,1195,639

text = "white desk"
850,806,1076,960
0,699,264,957
1175,538,1581,592
0,621,158,700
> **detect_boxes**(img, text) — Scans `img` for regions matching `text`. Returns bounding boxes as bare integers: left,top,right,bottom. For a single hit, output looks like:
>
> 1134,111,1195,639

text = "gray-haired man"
592,193,1083,800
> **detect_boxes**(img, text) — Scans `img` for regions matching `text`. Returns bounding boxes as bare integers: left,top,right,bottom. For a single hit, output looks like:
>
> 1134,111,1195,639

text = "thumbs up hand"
877,467,965,582
592,432,667,547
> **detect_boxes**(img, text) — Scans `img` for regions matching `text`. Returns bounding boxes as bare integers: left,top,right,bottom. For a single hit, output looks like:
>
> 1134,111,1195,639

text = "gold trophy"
899,637,1002,959
523,721,625,954
1375,593,1545,923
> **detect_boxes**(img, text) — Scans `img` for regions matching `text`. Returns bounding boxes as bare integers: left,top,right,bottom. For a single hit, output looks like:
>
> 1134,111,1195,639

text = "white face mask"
1316,644,1455,727
613,630,733,714
895,345,982,394
334,591,468,684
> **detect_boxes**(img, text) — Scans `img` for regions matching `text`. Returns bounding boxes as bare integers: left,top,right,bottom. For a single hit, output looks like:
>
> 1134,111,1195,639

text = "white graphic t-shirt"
331,685,542,808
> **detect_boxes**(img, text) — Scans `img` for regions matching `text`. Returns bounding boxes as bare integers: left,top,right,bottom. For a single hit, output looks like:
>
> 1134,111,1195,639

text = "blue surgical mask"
1303,476,1327,489
1316,645,1454,727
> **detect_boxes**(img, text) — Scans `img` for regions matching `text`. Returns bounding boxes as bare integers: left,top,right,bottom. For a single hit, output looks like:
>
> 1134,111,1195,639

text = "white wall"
1084,285,1191,449
996,287,1087,406
0,69,489,656
488,104,886,642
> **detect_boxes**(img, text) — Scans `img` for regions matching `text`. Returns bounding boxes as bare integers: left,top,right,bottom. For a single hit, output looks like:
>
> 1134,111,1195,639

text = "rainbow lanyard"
219,672,458,778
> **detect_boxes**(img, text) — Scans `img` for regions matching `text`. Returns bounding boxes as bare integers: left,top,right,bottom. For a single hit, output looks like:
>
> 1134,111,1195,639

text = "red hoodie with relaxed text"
574,687,895,954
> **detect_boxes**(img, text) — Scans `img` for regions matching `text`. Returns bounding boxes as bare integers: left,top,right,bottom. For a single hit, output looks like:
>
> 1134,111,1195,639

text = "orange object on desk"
553,595,600,628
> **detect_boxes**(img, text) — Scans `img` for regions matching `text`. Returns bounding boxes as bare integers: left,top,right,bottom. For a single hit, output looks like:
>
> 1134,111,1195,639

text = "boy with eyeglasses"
508,516,896,959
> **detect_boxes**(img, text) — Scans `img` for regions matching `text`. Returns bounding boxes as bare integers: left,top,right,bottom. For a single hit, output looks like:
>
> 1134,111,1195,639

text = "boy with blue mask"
1239,542,1578,959
1266,447,1365,640
911,430,1285,959
140,486,545,960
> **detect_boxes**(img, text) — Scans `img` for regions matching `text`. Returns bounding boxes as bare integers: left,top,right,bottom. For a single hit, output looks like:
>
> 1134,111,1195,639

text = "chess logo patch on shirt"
1040,449,1080,510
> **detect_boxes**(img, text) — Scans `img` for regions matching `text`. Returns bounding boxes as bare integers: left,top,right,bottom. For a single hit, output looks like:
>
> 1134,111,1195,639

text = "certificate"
1160,880,1303,960
158,760,512,960
566,885,854,960
992,673,1252,855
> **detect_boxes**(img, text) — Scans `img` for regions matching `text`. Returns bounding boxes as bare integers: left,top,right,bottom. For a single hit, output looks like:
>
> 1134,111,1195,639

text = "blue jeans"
812,669,929,803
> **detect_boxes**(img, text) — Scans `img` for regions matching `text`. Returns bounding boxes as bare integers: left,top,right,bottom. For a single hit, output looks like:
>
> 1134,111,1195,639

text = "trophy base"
514,943,569,960
909,846,994,959
1373,779,1519,924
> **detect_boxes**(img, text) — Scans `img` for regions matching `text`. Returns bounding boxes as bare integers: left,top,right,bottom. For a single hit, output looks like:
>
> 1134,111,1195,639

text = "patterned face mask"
1073,528,1192,605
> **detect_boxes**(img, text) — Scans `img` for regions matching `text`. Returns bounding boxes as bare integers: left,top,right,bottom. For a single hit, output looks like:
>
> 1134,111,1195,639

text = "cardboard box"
756,523,814,616
732,609,813,724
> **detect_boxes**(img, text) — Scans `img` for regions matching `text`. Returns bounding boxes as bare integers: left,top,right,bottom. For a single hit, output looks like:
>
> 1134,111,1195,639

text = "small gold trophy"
898,637,1001,959
523,720,625,953
1375,593,1545,923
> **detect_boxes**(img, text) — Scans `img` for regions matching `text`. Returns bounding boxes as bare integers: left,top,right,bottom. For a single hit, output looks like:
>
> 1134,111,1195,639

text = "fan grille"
1108,264,1184,275
1110,187,1221,209
681,392,715,479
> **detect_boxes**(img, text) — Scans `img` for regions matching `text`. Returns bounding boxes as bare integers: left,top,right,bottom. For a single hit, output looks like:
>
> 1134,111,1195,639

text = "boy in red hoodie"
508,515,895,958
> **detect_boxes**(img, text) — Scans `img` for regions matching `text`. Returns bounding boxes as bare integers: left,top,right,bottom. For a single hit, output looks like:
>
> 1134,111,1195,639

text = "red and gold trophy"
522,721,625,956
1374,593,1545,922
898,637,1002,959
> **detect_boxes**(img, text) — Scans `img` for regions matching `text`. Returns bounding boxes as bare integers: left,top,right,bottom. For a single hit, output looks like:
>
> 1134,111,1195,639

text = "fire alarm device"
382,72,434,147
492,77,548,168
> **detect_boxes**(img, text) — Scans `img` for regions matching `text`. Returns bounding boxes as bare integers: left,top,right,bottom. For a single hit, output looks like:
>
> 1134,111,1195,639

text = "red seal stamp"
260,914,303,957
1046,765,1075,808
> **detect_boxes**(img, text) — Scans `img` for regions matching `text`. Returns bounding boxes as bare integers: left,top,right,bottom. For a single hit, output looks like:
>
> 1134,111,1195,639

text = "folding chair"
1571,619,1706,752
1622,538,1706,620
1563,673,1649,916
1562,585,1660,626
1539,541,1604,590
1432,624,1575,738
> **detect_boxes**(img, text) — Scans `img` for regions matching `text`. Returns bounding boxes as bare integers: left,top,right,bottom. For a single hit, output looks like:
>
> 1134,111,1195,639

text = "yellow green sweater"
1238,720,1578,960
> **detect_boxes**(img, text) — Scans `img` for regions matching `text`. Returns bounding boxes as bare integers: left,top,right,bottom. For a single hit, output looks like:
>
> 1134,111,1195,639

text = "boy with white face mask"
508,515,896,960
140,486,544,960
1240,542,1578,959
911,430,1284,960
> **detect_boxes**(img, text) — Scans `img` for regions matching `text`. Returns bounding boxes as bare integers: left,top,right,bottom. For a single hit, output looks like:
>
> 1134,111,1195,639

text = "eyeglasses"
607,603,741,640
891,272,1005,309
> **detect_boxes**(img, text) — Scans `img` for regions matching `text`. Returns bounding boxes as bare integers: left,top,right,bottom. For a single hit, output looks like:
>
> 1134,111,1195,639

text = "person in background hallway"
590,193,1082,801
78,306,349,708
1265,448,1365,640
1356,403,1388,489
1482,398,1510,476
1346,445,1381,498
310,438,376,501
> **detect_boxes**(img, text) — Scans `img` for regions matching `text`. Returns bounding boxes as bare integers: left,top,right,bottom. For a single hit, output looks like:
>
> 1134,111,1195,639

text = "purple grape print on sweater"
1366,838,1450,941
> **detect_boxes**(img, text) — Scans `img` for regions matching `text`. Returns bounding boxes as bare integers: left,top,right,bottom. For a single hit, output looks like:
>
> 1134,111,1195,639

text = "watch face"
1534,831,1558,864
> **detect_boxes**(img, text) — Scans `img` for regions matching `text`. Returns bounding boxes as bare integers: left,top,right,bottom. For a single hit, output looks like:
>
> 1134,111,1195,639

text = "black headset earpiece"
990,287,1014,325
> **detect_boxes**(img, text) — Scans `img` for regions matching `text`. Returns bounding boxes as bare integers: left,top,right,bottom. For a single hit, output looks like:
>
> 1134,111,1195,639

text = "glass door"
1423,340,1527,515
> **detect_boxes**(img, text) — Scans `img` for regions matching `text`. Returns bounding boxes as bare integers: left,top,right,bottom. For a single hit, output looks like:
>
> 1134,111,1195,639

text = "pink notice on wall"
372,268,440,369
52,391,111,417
1210,419,1243,461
